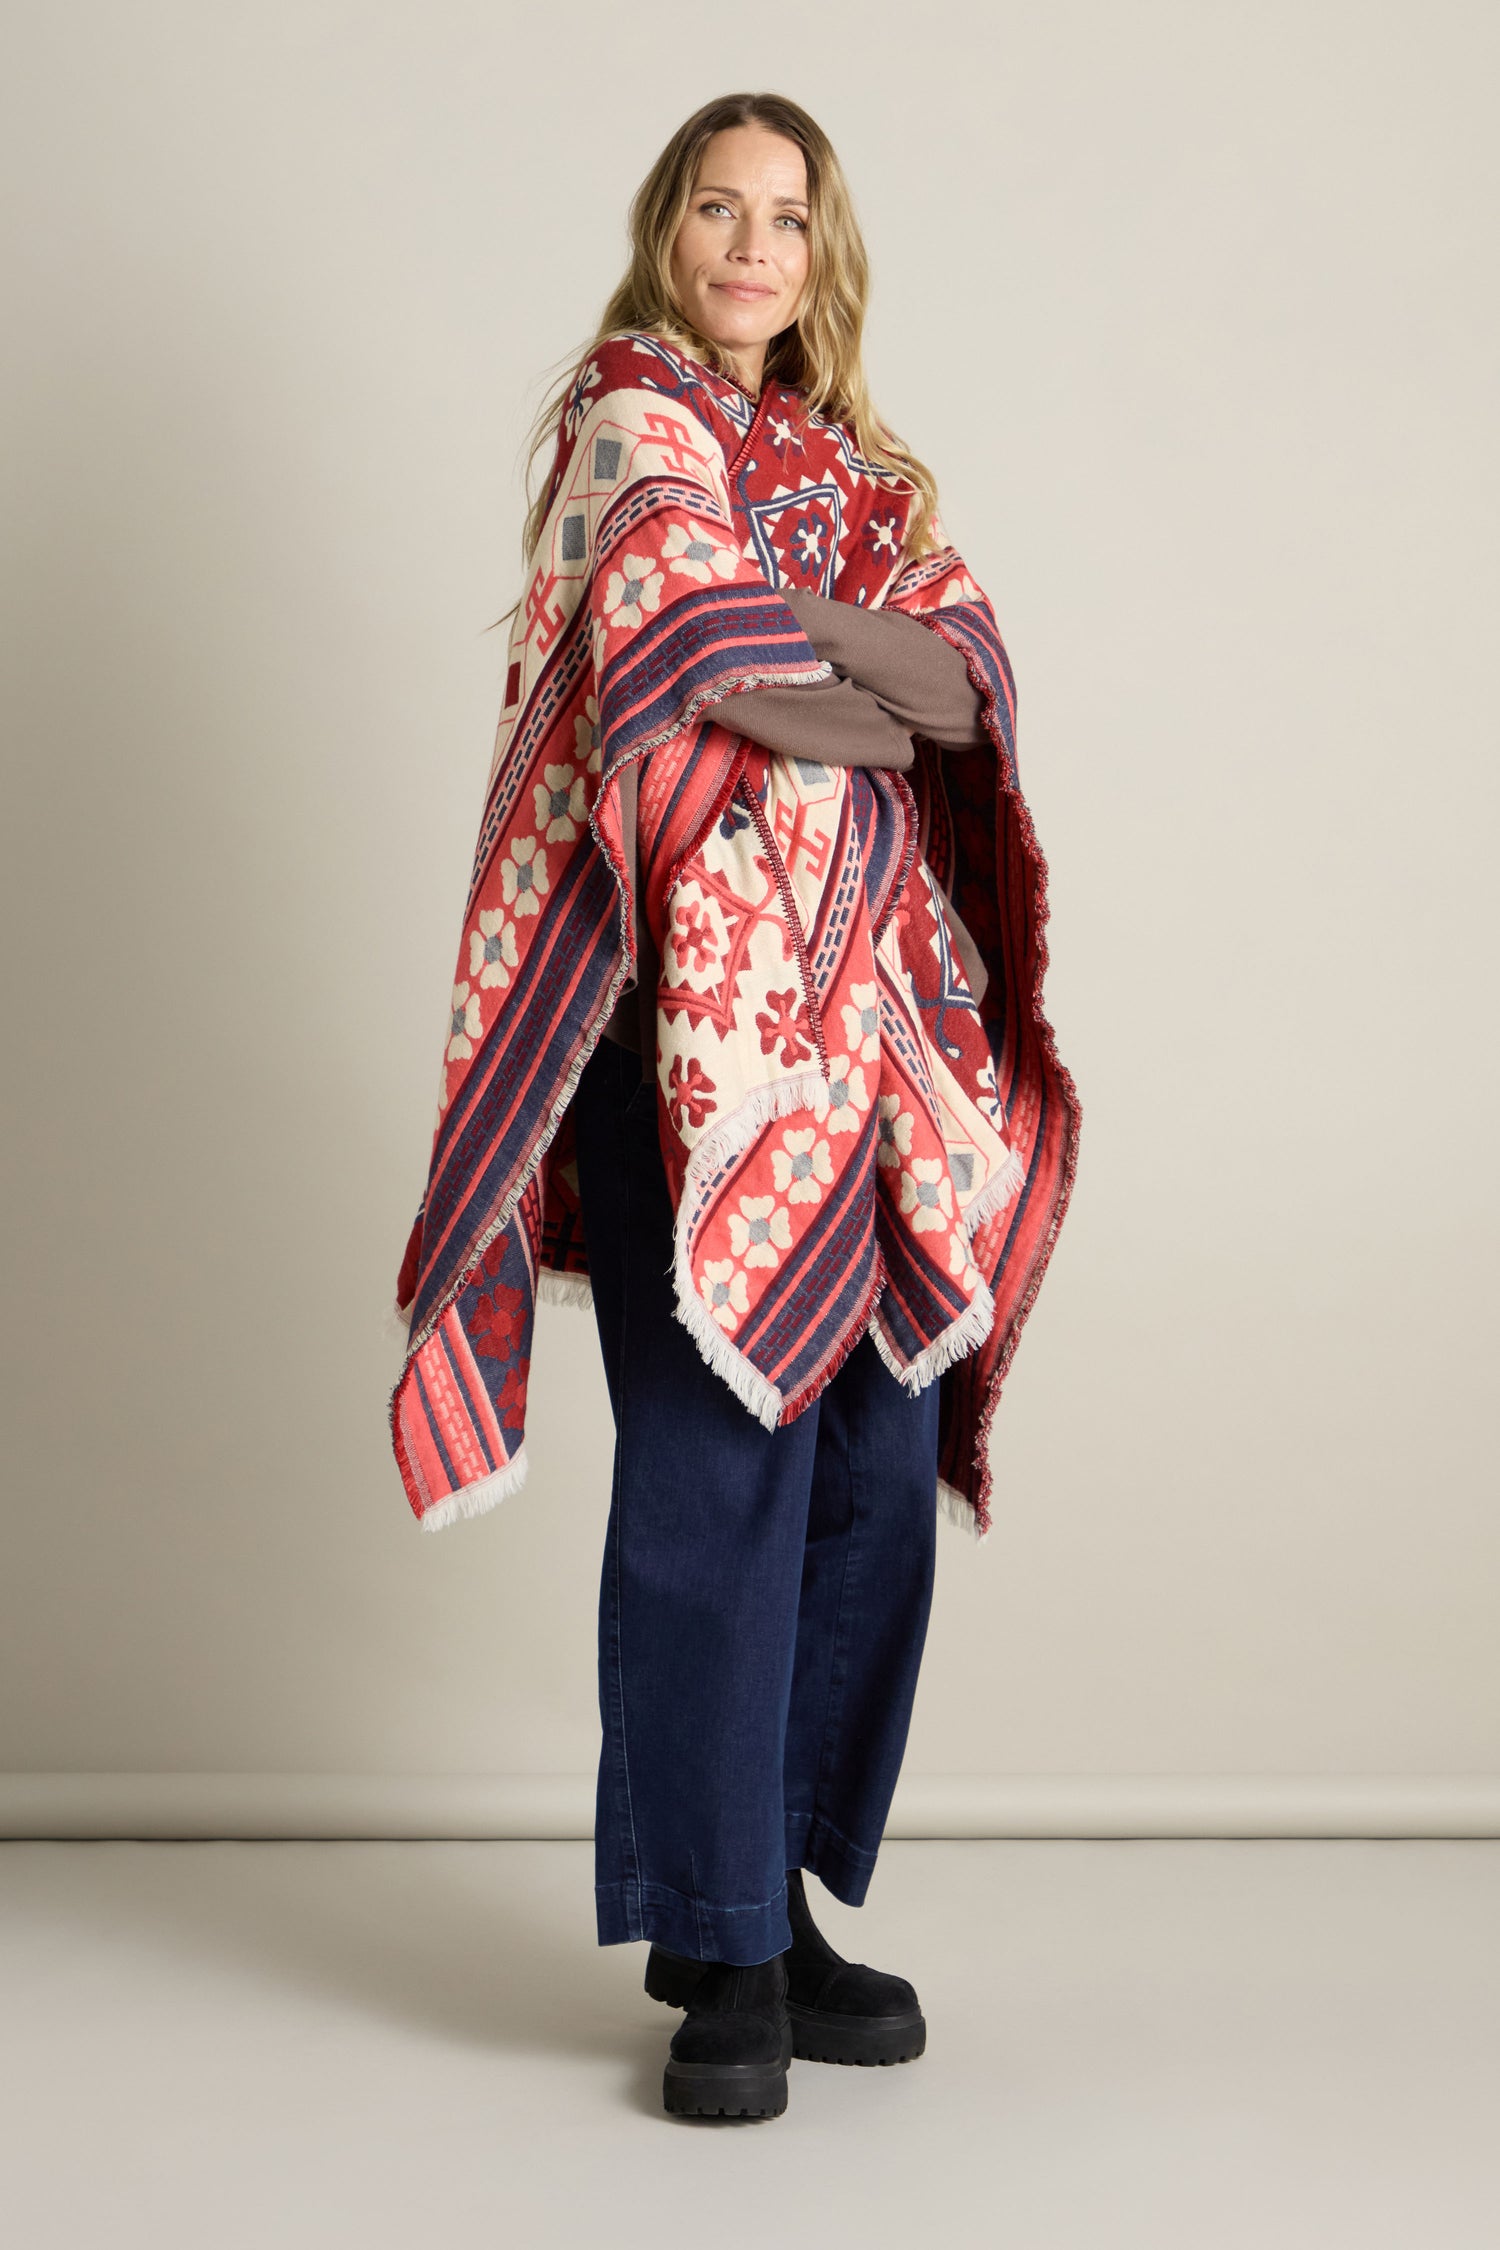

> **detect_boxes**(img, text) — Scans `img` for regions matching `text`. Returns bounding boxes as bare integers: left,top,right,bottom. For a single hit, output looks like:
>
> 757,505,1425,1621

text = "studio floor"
2,1837,1496,2248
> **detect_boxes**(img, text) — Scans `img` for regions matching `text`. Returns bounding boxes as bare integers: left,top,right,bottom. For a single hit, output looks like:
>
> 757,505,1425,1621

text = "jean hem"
595,1875,793,1965
786,1808,881,1907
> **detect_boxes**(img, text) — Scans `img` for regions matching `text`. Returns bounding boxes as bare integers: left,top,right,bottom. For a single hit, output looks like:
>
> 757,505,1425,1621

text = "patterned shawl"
388,329,1080,1539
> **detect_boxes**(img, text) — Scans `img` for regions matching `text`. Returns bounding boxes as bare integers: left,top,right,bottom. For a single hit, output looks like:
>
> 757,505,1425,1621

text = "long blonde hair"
489,91,942,632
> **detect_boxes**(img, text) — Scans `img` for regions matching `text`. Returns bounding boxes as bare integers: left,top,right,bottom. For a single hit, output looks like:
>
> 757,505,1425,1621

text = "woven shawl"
388,329,1080,1539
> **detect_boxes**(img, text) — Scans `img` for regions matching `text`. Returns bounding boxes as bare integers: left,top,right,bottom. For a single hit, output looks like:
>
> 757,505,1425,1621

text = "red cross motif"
524,566,573,655
640,409,716,484
772,796,833,881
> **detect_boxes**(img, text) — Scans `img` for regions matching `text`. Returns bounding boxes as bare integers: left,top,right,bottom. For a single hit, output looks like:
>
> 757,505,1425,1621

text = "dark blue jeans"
570,1032,940,1967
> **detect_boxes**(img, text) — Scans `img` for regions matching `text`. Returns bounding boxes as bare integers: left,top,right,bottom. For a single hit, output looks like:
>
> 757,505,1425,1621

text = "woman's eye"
698,201,806,229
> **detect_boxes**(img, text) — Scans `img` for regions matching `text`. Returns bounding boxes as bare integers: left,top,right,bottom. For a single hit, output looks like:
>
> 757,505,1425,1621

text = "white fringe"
669,1067,831,1430
537,1267,594,1311
877,1273,998,1396
961,1142,1028,1235
417,1446,529,1533
937,1475,988,1542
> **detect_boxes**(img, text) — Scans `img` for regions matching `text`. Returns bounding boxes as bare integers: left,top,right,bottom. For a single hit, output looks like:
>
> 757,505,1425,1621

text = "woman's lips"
713,283,774,300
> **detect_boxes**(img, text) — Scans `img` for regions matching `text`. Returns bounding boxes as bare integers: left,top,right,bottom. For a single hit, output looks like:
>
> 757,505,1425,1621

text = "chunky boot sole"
662,2024,793,2118
787,1997,926,2067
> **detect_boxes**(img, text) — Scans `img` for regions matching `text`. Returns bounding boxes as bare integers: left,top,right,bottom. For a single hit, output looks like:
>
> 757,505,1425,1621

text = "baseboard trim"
2,1773,1498,1841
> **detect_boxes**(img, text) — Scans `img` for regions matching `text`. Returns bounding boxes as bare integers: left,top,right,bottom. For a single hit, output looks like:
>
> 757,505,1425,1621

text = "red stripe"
417,1320,494,1491
396,1353,451,1513
446,1312,511,1464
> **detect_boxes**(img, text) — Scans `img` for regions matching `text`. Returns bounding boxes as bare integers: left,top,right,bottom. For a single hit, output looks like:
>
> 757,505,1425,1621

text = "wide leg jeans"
570,1032,941,1967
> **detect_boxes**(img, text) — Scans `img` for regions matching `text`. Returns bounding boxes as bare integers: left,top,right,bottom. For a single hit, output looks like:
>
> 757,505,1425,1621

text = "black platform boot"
646,1868,926,2068
661,1951,792,2119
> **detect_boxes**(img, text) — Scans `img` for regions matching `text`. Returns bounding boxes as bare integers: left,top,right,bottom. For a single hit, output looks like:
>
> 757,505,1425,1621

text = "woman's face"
667,124,811,392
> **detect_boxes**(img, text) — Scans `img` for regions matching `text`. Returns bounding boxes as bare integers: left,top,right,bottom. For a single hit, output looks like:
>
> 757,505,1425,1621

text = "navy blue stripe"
732,1123,879,1390
599,581,821,756
413,848,619,1329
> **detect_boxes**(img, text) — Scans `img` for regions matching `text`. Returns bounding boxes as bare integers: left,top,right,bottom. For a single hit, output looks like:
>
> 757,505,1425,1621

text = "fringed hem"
537,1267,594,1311
383,1298,413,1348
937,1475,988,1542
671,1290,783,1431
873,1271,998,1396
416,1446,529,1533
670,1066,832,1430
961,1142,1028,1235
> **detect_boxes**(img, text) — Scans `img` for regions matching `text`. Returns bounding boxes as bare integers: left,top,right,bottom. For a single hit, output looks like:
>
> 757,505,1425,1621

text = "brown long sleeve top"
600,591,990,1053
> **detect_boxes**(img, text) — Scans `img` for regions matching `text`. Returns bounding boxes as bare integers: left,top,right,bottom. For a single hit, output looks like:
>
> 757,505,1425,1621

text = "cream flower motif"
899,1156,953,1235
469,908,519,991
948,1228,973,1278
698,1257,750,1332
875,1093,913,1170
771,1128,833,1206
533,760,587,843
816,1055,869,1136
661,517,739,585
501,833,549,917
727,1195,793,1269
974,1055,1002,1122
938,571,979,608
574,694,602,775
840,981,880,1063
602,552,664,630
446,981,483,1062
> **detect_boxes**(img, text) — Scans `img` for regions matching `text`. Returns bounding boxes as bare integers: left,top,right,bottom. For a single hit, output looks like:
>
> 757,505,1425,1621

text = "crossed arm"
698,586,988,768
602,589,989,1052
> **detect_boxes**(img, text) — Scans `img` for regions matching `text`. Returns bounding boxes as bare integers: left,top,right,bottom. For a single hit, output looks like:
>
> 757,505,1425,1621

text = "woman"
387,92,1081,2122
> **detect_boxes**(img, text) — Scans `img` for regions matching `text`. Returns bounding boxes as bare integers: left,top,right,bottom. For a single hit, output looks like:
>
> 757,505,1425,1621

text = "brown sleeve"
697,669,914,771
779,586,989,750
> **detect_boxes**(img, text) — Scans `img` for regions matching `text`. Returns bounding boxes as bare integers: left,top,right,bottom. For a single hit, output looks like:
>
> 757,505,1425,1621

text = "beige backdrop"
3,1,1496,1835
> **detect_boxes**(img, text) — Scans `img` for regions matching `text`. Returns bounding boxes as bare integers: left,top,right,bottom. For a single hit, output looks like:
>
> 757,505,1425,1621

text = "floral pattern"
899,1156,953,1235
533,759,587,844
755,988,814,1068
601,551,663,631
727,1194,793,1269
698,1257,750,1332
574,693,602,775
446,981,482,1062
840,980,880,1062
501,834,549,916
875,1092,914,1170
668,1054,717,1132
771,1127,833,1205
814,1054,869,1135
469,907,519,991
662,516,739,584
